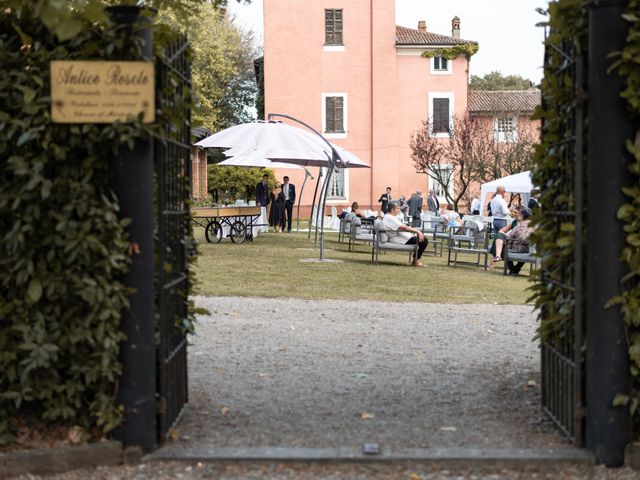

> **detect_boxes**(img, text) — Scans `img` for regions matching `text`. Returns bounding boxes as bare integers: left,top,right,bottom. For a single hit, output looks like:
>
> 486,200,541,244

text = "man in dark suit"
407,190,423,227
282,175,296,232
256,173,270,208
427,189,440,215
378,187,392,213
528,188,540,210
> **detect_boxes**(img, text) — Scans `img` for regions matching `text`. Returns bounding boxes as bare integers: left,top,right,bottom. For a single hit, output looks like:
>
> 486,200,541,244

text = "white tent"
480,171,534,214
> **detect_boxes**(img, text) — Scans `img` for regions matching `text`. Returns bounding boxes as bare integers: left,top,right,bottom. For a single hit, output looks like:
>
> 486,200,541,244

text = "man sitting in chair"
383,201,428,267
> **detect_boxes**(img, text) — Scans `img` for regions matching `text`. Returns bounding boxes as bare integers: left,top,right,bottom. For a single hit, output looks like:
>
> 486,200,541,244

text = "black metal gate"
539,39,586,445
155,35,192,442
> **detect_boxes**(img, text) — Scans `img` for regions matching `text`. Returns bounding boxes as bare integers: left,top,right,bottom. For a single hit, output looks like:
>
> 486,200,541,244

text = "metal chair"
372,222,418,264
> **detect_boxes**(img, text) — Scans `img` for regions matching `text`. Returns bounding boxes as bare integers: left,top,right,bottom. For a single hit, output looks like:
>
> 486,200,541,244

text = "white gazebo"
480,171,534,214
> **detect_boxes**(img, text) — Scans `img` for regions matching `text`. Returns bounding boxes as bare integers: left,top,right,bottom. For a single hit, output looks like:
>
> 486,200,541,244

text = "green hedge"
0,7,150,441
529,0,588,344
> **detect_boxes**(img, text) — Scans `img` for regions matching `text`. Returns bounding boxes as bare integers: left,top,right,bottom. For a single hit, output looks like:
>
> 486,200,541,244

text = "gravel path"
171,296,564,450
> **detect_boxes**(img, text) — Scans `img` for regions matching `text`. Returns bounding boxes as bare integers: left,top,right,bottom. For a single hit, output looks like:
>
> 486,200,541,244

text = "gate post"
107,6,157,452
586,0,632,466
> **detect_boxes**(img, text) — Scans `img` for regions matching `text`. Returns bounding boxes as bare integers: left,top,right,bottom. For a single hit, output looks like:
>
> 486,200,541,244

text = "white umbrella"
217,155,304,170
194,117,368,260
195,120,369,169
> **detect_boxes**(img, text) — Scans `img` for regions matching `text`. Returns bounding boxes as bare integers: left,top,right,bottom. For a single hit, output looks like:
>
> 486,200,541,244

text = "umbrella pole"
308,167,323,240
318,154,337,260
296,168,313,233
314,170,328,247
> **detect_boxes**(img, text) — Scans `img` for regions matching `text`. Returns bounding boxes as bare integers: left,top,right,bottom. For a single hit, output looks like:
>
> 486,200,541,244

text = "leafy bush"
208,165,274,204
0,6,150,442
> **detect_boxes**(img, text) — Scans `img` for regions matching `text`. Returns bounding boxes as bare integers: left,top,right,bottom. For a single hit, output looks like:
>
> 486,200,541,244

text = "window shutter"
334,97,344,132
325,96,335,132
325,10,334,44
433,98,450,133
335,10,343,45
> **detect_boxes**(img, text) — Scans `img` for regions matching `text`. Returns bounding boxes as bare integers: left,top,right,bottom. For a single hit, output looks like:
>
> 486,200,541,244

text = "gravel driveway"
168,296,565,451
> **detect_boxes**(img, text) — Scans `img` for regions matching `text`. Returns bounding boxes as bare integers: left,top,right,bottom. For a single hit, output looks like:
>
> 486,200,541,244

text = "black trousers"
284,202,294,231
508,261,525,275
405,236,428,260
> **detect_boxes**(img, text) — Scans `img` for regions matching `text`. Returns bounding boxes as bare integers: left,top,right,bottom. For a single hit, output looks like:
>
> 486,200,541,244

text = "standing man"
256,174,270,232
427,189,440,215
282,175,296,232
378,187,392,214
528,188,540,210
407,190,423,227
489,185,510,233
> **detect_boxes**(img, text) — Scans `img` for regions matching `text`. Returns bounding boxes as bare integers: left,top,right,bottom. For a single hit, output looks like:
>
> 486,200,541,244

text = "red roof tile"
395,26,476,46
468,90,541,114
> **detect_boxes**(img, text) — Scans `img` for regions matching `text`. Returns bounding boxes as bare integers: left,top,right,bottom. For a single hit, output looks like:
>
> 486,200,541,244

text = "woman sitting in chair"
489,207,534,274
351,201,366,219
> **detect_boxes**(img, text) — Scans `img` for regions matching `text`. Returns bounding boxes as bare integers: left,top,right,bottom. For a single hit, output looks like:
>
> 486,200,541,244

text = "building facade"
263,0,537,214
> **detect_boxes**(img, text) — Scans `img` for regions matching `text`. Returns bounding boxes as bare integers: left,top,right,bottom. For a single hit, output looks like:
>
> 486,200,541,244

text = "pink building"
262,0,536,215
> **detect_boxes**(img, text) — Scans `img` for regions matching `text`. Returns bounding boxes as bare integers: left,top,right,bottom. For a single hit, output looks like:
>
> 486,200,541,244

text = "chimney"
452,16,460,39
418,20,426,33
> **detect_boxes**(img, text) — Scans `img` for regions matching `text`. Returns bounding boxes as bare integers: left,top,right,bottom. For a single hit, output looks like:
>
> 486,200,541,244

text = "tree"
157,2,259,131
411,115,493,212
470,71,535,91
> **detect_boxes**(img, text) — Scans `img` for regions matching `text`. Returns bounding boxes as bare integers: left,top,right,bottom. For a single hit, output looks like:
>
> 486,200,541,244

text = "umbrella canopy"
217,154,304,170
194,120,369,169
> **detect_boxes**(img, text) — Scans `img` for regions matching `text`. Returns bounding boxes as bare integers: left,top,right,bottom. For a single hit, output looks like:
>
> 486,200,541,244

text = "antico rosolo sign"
50,61,155,123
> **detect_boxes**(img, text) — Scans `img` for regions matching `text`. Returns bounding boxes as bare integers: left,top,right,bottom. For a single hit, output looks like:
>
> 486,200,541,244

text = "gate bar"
586,0,632,466
107,6,157,453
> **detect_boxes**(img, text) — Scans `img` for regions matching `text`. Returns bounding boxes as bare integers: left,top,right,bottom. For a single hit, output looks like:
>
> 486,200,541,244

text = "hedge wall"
0,7,151,441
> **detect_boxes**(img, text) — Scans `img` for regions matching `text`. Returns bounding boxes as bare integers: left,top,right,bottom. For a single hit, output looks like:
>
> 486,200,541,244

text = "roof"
468,90,541,114
395,25,476,46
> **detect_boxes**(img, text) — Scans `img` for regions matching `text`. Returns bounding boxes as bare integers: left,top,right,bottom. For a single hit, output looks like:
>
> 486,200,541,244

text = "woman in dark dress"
269,182,286,232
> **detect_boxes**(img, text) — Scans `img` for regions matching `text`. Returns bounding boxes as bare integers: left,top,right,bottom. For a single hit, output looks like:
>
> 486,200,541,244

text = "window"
434,56,447,71
494,116,518,142
430,165,453,199
322,93,348,138
328,167,346,199
430,55,452,75
325,9,343,45
428,93,454,138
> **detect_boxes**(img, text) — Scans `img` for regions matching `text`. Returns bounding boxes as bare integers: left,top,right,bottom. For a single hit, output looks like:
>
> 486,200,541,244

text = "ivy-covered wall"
0,7,150,442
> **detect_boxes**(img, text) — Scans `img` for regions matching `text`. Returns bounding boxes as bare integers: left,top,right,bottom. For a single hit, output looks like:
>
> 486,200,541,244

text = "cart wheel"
205,220,223,243
229,221,246,244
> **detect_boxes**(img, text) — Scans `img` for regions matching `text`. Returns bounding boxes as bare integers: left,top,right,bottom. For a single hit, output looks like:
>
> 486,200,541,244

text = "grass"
193,225,533,304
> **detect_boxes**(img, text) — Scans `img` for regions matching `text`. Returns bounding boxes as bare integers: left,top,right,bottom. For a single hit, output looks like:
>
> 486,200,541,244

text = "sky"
227,0,548,83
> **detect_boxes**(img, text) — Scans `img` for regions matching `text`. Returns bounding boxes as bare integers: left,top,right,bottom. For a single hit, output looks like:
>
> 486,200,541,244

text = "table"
192,206,266,244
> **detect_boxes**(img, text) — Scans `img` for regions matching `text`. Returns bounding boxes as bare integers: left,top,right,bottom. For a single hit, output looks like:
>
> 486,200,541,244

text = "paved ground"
168,297,563,450
14,297,640,478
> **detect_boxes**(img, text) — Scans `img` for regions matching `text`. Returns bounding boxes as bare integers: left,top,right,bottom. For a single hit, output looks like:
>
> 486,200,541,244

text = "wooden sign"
50,61,155,123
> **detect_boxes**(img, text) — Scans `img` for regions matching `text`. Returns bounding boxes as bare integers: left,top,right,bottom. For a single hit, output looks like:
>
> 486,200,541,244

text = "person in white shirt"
442,204,461,225
489,186,510,233
382,201,428,267
470,197,481,215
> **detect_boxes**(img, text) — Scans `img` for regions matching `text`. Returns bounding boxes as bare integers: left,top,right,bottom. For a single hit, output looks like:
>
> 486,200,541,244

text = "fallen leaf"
439,426,457,431
169,429,180,441
361,411,375,419
258,372,270,377
408,473,422,480
220,406,231,416
67,425,85,445
289,325,296,331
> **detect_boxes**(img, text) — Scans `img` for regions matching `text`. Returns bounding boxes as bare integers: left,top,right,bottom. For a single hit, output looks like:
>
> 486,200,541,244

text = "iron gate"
539,38,586,444
155,34,192,442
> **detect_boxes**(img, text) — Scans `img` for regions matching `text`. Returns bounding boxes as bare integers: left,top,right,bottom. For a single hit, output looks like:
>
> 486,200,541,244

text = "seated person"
351,201,366,218
382,201,428,267
441,204,462,226
489,207,534,274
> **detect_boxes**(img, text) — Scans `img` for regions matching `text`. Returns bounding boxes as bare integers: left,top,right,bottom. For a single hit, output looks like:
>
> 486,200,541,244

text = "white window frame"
429,164,454,202
428,92,454,139
430,56,452,75
323,166,349,203
494,115,518,143
322,92,348,139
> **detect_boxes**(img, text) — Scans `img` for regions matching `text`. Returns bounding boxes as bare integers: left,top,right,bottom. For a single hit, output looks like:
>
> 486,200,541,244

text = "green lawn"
192,225,533,304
